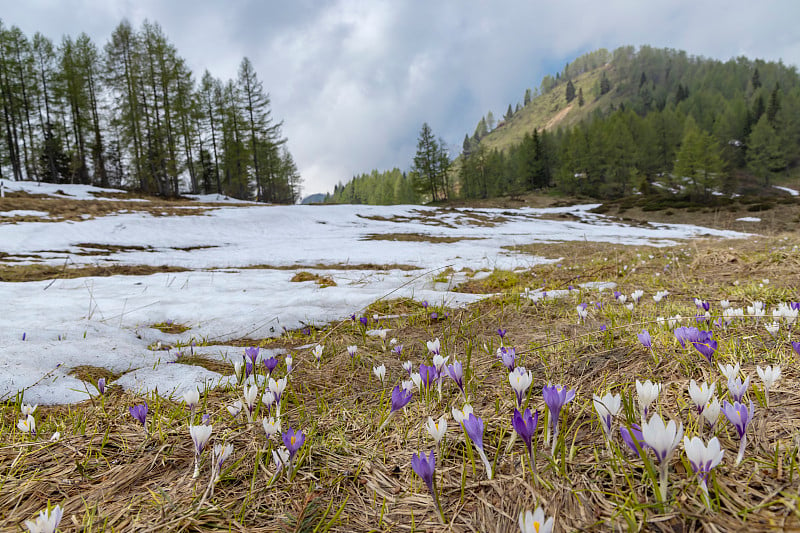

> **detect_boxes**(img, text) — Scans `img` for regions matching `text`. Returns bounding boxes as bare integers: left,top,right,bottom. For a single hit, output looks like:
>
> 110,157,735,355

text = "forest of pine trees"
0,19,301,202
333,46,800,205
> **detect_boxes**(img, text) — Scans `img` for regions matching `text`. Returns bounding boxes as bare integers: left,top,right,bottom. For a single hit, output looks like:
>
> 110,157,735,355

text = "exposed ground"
3,231,800,531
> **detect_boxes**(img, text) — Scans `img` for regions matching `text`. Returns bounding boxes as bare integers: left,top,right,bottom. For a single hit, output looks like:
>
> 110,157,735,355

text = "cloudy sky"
4,1,800,196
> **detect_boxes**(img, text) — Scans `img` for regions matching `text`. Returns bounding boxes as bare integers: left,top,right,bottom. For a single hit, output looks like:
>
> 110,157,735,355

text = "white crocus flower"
227,400,243,418
719,299,730,309
635,379,661,422
519,507,554,533
24,505,63,533
757,365,781,408
262,417,281,439
426,337,441,355
212,443,234,482
21,403,37,416
765,322,780,337
508,367,533,406
631,289,644,303
17,414,35,435
642,413,683,503
718,362,740,381
183,388,200,411
234,361,244,383
683,436,724,507
347,345,357,358
425,415,448,444
452,403,474,424
593,392,622,439
410,372,422,392
243,384,259,421
401,379,414,393
312,344,323,362
268,377,287,417
49,431,61,442
373,364,386,384
688,380,714,415
189,424,213,477
703,396,721,428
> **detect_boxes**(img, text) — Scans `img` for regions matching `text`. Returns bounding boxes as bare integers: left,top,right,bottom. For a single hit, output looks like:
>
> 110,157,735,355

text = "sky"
3,1,800,197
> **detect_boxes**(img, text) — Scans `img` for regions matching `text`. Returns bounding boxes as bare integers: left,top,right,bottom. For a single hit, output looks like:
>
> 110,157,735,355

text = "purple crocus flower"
620,423,649,456
462,413,493,479
512,408,539,465
97,378,106,395
791,302,800,311
691,330,717,362
721,400,755,465
447,361,465,396
419,364,437,388
202,414,212,425
613,291,622,300
244,361,254,379
500,347,516,371
497,328,507,339
129,403,148,426
430,312,438,320
389,385,413,413
393,344,404,356
727,375,750,402
543,384,575,431
245,346,259,365
422,301,429,309
462,413,484,450
674,326,697,348
263,356,279,376
637,330,652,349
22,332,26,341
282,428,306,460
359,316,369,327
543,384,575,453
411,450,436,499
792,341,800,357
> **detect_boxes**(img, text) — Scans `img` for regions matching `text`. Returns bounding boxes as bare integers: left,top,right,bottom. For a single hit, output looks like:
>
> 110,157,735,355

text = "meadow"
2,183,799,531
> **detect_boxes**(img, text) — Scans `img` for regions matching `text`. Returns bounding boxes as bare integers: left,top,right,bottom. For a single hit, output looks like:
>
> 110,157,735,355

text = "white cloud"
3,0,800,195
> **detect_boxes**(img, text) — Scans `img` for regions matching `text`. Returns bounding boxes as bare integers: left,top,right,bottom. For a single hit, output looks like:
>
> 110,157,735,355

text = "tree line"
460,47,799,201
332,47,800,204
0,19,301,202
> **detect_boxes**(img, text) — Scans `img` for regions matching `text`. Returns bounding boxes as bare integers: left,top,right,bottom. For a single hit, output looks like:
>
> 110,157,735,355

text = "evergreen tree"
746,114,785,186
565,80,576,103
599,72,611,95
504,104,513,121
411,122,444,201
578,87,584,106
524,88,532,106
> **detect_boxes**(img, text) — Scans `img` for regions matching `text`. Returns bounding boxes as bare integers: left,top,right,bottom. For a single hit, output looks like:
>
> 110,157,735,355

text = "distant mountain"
458,45,800,200
301,193,327,204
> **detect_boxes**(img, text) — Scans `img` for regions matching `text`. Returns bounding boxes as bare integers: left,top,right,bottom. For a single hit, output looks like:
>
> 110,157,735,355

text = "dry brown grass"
290,271,337,287
363,233,482,244
3,235,800,531
0,263,189,282
0,192,221,224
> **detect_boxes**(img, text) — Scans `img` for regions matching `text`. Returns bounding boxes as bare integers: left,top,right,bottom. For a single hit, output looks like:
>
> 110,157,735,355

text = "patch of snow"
736,217,761,222
0,186,753,405
0,210,50,217
773,185,799,196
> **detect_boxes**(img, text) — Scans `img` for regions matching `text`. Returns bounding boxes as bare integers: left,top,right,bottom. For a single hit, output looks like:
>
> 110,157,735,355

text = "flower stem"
658,461,669,506
736,435,747,466
476,447,493,480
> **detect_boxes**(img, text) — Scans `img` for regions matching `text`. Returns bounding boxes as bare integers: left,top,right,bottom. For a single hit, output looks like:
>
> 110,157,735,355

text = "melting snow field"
0,181,748,404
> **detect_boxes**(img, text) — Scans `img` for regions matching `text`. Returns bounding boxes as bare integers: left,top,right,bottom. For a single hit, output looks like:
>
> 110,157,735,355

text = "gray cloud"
4,0,800,195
